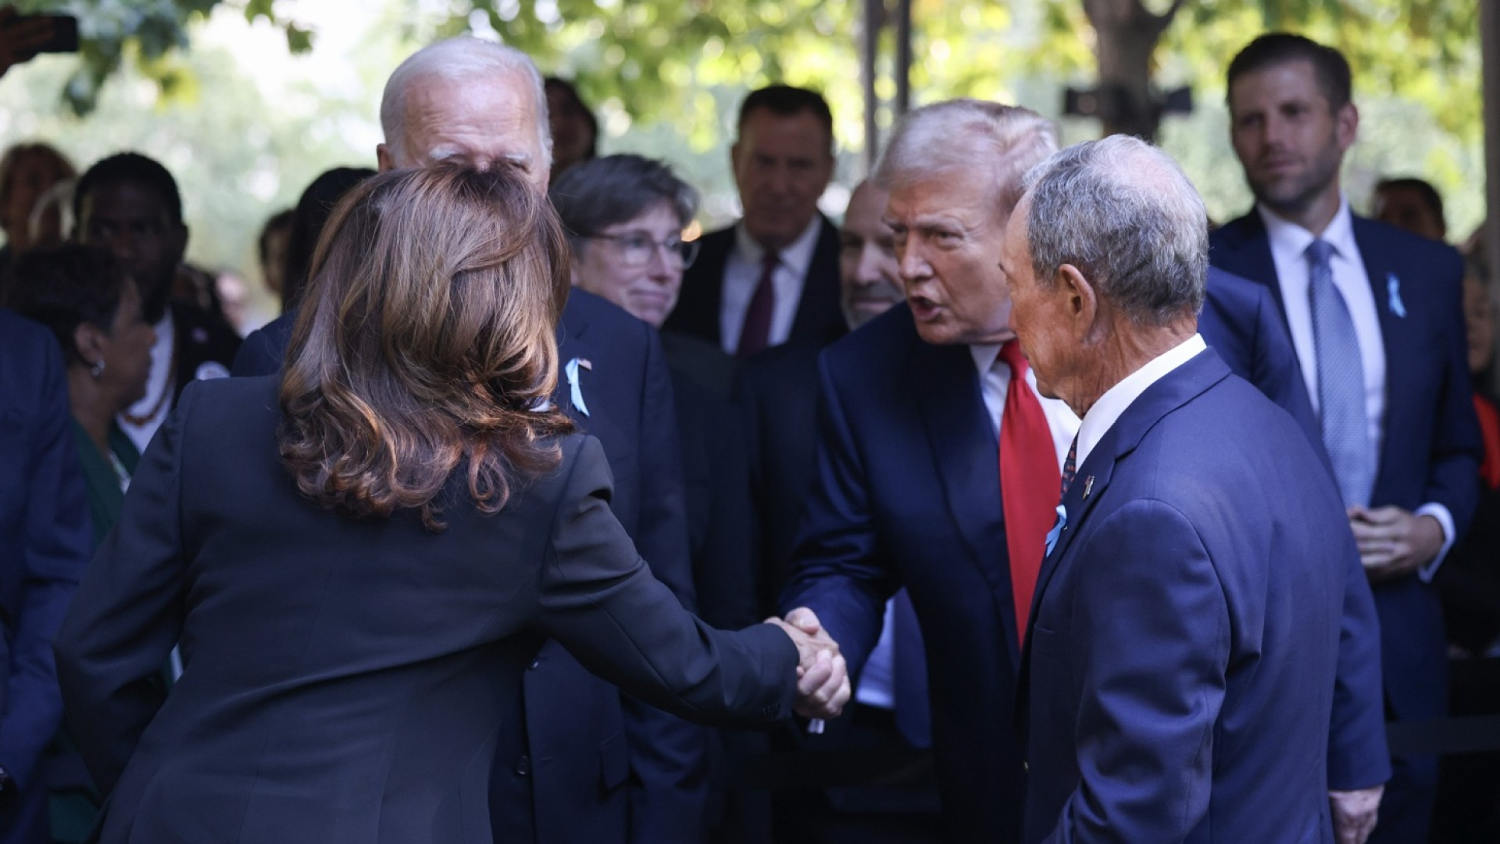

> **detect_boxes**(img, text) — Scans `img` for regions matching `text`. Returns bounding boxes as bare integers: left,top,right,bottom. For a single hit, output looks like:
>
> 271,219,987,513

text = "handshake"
765,607,852,720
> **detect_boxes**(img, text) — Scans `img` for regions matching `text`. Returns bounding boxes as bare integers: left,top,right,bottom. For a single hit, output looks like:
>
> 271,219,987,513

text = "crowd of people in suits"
0,21,1497,844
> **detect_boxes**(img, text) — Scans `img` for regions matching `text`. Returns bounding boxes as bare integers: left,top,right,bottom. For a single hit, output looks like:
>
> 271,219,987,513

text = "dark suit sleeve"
1424,252,1483,538
53,386,195,796
534,436,798,725
1040,499,1226,843
776,352,897,680
0,340,90,790
1327,538,1393,789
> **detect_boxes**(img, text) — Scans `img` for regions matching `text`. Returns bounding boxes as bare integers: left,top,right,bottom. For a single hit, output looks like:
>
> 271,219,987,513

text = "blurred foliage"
0,0,1485,323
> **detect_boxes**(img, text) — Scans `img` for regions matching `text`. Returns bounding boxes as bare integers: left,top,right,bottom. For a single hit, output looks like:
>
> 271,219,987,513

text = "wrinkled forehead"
397,75,543,166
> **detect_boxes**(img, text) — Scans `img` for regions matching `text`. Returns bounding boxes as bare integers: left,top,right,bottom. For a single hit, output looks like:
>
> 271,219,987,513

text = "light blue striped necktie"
1306,238,1373,507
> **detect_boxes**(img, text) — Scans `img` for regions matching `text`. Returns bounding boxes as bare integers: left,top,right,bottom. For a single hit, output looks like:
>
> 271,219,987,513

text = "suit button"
1023,761,1029,772
515,755,531,776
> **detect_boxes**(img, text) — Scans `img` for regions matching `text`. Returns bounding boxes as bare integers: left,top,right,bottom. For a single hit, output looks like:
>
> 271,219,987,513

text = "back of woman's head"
2,244,128,365
278,162,574,530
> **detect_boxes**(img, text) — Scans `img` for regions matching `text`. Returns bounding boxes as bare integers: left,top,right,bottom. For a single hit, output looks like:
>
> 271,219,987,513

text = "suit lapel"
787,215,843,346
911,339,1020,651
1350,216,1407,493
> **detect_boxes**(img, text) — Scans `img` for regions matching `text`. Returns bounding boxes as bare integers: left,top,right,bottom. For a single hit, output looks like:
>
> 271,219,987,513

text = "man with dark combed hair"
665,84,847,356
1213,31,1482,844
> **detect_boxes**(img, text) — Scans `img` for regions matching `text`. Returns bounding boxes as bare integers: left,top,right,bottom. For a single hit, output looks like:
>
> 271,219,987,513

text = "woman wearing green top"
3,243,154,842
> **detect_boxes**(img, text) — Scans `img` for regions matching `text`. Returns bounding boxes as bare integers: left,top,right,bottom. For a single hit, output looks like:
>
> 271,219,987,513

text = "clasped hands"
765,607,851,720
1348,506,1442,582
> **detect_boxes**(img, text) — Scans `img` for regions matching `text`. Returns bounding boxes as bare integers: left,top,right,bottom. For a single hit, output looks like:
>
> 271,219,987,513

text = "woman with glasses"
52,163,847,843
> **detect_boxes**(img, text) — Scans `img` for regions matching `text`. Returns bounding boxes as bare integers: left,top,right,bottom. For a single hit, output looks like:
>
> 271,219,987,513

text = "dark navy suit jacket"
1210,212,1483,726
664,216,847,352
779,304,1026,843
1021,350,1371,843
0,310,91,843
231,289,704,843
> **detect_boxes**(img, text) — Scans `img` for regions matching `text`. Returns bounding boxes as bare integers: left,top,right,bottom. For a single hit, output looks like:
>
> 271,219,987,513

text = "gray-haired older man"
1005,135,1380,843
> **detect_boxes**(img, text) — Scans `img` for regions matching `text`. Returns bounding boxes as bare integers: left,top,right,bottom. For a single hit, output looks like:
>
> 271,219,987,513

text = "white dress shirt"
969,343,1080,470
718,215,823,354
1258,200,1454,577
1074,334,1206,469
118,310,176,454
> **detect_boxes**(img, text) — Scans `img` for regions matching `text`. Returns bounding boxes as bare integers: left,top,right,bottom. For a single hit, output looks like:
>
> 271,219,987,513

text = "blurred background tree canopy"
0,0,1483,326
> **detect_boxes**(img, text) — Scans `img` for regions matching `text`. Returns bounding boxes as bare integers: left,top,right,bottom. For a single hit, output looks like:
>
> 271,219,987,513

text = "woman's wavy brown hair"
278,162,574,530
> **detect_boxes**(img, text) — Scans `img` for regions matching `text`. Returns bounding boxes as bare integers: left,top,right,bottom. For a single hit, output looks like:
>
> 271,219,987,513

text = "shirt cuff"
1414,503,1455,582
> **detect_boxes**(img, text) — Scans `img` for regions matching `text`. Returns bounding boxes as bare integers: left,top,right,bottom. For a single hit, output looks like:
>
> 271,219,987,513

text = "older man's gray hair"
874,99,1057,219
379,37,551,168
1022,135,1207,325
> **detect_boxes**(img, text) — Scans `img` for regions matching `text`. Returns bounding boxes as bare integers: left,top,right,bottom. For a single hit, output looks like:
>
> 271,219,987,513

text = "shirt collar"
1256,195,1357,263
968,342,1002,377
1074,333,1207,468
734,213,824,276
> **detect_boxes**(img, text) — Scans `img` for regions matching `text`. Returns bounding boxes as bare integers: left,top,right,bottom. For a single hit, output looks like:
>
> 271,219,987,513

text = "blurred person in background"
0,142,74,266
72,152,240,455
257,208,293,308
3,245,155,843
1371,177,1446,243
232,167,375,376
545,77,598,181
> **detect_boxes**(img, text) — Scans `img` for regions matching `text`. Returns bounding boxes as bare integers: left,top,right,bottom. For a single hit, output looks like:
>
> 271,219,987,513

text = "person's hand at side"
766,606,850,719
1329,784,1382,844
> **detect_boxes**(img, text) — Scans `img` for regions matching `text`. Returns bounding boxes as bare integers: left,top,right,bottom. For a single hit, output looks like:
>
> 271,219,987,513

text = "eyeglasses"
587,231,700,269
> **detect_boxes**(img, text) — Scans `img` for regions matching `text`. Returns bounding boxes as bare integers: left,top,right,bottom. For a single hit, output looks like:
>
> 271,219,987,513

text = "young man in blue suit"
1005,134,1381,844
1211,34,1482,842
0,310,91,844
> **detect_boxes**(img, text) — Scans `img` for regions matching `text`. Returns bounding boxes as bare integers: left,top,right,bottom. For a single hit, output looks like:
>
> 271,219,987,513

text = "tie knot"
997,339,1028,377
760,249,780,272
1305,238,1335,268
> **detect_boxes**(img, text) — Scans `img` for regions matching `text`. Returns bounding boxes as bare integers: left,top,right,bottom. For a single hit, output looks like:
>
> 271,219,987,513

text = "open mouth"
908,294,943,320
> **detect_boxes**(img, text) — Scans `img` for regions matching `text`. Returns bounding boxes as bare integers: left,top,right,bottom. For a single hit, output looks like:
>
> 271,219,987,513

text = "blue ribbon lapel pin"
1386,273,1407,319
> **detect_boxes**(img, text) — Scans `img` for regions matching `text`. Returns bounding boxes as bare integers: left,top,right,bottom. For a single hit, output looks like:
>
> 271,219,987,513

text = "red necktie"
737,250,778,357
997,340,1060,642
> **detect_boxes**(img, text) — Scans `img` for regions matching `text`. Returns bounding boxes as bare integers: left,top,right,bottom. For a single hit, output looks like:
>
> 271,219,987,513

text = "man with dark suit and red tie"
664,85,847,356
778,100,1079,843
1210,33,1482,842
1007,133,1378,844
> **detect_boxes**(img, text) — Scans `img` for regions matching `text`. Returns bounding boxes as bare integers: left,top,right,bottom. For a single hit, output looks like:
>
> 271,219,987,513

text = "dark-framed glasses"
588,231,700,269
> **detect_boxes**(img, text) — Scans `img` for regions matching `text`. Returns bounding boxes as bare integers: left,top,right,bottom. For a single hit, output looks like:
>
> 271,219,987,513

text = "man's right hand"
766,607,851,719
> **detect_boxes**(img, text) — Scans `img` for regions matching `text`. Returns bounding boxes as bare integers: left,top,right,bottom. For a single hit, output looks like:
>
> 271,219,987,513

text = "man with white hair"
236,38,709,844
1005,135,1372,843
778,100,1077,842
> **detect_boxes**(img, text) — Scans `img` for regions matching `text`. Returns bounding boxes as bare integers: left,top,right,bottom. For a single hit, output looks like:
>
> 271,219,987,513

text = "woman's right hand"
765,607,851,720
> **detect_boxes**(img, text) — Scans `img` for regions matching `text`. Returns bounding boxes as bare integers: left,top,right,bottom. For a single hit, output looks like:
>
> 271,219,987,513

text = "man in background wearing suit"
1008,132,1377,844
779,100,1076,843
1210,33,1482,842
73,153,241,455
0,310,91,844
665,85,847,355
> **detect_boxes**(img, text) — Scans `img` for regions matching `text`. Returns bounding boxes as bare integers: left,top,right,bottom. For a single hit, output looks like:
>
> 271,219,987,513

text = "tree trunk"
1083,0,1185,141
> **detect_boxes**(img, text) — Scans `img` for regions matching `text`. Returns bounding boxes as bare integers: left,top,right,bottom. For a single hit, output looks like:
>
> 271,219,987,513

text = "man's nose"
897,243,929,281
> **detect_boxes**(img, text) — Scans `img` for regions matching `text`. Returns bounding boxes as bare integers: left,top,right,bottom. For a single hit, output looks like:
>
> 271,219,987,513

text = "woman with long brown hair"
53,163,846,843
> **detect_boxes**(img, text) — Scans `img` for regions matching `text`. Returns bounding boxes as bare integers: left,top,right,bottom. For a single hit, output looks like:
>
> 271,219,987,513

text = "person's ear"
376,143,395,173
1055,263,1098,340
73,321,107,371
1335,101,1359,152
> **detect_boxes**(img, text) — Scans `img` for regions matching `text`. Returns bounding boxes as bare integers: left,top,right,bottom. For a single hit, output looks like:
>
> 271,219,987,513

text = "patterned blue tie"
1306,239,1373,507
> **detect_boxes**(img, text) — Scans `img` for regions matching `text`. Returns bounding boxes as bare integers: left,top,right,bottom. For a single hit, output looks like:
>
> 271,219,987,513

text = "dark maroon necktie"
737,250,779,357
